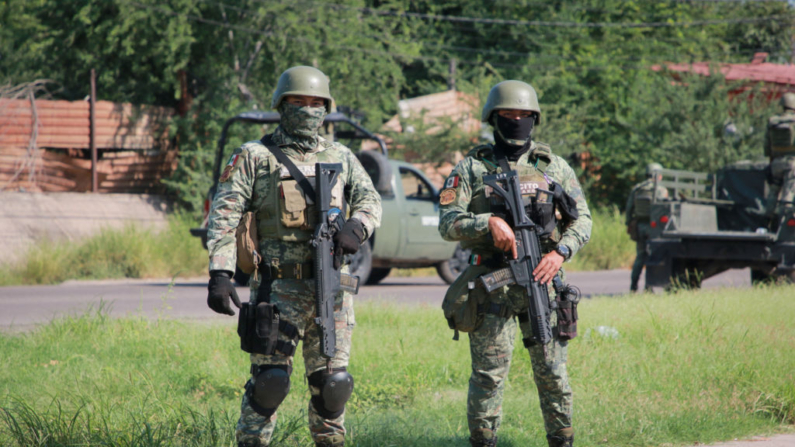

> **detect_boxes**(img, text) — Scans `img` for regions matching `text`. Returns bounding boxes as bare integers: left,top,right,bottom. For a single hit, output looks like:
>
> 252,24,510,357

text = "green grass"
0,215,208,286
567,206,635,271
1,285,793,446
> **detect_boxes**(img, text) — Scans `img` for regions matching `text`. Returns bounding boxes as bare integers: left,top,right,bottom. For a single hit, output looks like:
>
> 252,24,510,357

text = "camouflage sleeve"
207,147,257,273
554,159,592,259
624,187,635,226
345,150,381,240
438,159,492,241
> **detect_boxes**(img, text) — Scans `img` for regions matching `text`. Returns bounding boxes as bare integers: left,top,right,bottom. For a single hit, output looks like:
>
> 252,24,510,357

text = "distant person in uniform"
625,163,668,292
765,92,795,224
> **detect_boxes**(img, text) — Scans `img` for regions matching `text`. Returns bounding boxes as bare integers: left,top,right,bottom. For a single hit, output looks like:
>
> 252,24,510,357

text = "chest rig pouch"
257,136,345,242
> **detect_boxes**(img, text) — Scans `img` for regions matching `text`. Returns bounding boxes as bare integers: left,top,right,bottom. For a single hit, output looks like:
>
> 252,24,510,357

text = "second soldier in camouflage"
438,80,592,447
205,66,381,447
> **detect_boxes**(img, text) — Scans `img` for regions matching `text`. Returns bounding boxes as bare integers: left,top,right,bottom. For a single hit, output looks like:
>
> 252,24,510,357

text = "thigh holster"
308,367,354,420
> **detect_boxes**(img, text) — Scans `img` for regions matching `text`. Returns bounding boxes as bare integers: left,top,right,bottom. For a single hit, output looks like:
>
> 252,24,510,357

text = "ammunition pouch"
238,302,299,356
236,212,261,274
553,283,581,341
441,265,490,340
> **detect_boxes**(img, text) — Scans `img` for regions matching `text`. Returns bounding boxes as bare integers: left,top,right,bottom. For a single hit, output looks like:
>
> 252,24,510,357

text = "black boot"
315,434,344,447
238,441,262,447
546,433,574,447
469,432,498,447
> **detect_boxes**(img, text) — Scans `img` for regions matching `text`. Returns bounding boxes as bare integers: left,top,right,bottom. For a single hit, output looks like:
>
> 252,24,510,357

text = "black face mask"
495,114,535,146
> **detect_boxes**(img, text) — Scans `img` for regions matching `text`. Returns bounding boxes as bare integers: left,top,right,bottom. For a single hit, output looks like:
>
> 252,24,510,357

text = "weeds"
0,214,207,286
1,286,794,446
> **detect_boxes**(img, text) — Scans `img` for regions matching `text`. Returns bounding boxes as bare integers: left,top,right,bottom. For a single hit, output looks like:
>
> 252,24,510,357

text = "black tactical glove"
333,219,364,269
207,270,241,316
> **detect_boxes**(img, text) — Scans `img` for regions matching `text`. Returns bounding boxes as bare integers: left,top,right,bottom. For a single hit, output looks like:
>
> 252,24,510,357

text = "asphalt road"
0,267,751,331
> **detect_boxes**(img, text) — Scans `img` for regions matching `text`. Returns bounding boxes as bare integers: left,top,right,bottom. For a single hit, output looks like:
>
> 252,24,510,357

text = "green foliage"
1,287,794,445
1,0,792,212
0,215,207,286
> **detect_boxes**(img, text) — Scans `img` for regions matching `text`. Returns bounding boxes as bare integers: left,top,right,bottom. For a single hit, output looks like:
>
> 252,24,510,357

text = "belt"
477,302,514,319
260,261,314,280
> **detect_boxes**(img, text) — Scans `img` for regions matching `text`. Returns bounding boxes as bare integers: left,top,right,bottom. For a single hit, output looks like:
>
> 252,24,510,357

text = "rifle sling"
261,135,317,203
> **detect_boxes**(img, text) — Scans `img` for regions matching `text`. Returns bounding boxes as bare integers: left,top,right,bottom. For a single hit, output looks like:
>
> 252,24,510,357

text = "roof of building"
652,53,795,87
382,89,481,134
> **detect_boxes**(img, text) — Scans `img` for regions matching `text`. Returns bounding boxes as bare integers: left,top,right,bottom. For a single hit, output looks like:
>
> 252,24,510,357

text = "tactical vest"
633,181,655,218
463,144,560,254
254,139,345,242
768,113,795,157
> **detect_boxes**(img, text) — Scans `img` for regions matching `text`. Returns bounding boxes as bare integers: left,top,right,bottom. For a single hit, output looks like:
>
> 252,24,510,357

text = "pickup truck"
644,163,795,289
189,110,468,285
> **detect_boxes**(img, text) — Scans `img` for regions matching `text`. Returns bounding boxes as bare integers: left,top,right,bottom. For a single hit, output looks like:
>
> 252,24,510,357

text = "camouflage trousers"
630,223,652,291
236,278,354,446
766,156,795,217
467,282,572,439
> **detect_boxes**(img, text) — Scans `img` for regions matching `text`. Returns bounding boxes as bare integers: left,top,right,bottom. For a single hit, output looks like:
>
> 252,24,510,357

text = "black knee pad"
246,364,292,418
307,367,354,419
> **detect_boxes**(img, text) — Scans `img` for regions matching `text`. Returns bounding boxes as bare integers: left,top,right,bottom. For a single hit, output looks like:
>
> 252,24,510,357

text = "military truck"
189,110,469,285
644,163,795,288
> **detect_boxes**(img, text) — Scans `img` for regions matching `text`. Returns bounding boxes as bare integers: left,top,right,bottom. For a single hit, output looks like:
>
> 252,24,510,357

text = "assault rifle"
478,170,555,350
311,163,360,364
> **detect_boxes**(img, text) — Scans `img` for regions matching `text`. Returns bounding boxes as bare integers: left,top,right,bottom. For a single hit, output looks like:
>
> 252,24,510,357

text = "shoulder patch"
219,151,244,182
439,188,457,205
444,174,460,189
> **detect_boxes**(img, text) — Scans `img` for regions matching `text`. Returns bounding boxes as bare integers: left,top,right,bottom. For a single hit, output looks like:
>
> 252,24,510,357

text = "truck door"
398,167,447,257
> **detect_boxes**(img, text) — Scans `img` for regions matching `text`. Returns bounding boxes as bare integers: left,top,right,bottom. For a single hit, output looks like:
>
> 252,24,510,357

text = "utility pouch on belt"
552,279,581,341
441,265,490,340
236,212,261,274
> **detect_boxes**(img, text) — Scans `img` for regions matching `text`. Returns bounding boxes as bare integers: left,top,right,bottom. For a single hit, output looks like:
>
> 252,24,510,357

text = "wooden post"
90,68,97,193
448,58,457,91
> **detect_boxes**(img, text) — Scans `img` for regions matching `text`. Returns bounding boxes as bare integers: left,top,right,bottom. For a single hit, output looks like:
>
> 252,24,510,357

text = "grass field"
0,215,208,287
1,285,793,446
0,206,634,286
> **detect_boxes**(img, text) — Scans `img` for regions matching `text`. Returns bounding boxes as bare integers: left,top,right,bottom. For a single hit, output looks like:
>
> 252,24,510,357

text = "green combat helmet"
647,162,663,176
271,66,334,109
481,80,541,124
781,92,795,111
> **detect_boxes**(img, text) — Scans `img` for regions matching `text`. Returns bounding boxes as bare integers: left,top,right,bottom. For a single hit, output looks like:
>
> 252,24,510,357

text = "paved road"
0,268,751,331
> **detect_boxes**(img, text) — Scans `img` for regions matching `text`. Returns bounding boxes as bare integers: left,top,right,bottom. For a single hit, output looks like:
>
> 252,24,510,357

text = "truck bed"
661,230,776,242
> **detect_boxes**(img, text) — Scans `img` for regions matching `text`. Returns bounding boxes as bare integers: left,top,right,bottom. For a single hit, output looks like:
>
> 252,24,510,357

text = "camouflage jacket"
625,178,669,225
438,141,591,259
207,126,382,273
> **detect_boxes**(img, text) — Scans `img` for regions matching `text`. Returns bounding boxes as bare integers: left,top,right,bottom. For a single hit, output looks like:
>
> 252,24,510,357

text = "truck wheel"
436,244,471,285
349,242,373,286
366,268,392,285
234,267,251,287
357,150,393,193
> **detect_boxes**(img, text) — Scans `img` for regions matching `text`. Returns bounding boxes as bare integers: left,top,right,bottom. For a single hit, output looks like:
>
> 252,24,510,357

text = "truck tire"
436,244,471,285
357,150,392,193
365,268,392,285
234,267,251,287
349,242,373,286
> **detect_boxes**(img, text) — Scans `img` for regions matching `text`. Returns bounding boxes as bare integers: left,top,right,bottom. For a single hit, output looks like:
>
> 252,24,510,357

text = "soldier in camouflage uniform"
625,163,669,292
438,81,592,447
764,92,795,223
204,66,381,447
